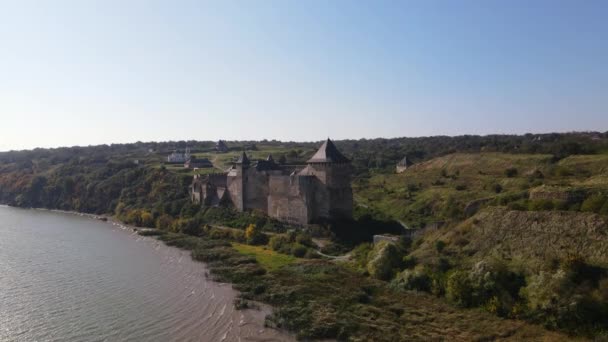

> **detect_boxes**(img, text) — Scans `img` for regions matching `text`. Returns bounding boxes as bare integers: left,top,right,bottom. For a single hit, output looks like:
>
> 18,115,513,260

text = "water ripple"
0,207,294,342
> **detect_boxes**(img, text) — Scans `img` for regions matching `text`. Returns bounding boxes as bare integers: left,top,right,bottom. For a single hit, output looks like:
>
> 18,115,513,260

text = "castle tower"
306,139,353,220
226,151,250,211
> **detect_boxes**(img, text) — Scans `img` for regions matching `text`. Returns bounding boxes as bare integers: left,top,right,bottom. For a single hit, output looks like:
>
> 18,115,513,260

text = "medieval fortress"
190,139,353,225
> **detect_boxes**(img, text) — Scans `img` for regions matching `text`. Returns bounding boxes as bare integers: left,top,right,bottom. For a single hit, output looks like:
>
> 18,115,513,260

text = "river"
0,206,293,342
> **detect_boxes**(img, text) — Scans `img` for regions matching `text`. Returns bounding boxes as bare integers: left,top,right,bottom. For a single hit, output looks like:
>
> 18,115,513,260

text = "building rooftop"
307,138,350,164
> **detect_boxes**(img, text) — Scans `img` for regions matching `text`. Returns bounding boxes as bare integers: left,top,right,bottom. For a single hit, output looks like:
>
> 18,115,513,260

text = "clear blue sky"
1,0,607,151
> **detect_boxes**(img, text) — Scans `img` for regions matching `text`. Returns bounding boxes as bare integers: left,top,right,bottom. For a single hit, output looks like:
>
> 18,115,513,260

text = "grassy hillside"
354,152,608,228
356,152,608,338
412,207,608,269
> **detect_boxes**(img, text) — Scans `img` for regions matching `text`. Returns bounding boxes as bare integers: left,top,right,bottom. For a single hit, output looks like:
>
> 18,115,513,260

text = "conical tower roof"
236,151,250,165
307,138,350,163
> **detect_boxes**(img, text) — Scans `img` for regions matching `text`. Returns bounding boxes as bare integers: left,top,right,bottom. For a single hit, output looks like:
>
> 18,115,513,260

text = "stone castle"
190,139,353,225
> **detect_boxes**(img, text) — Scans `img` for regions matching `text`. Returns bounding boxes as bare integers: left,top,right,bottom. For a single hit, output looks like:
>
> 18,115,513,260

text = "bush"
390,267,431,292
504,167,518,178
155,214,174,230
446,270,473,307
171,218,202,236
528,199,554,211
366,242,403,280
245,224,268,245
291,243,308,258
295,232,314,247
601,201,608,216
507,201,528,211
581,194,606,213
351,243,373,270
455,184,467,191
435,240,446,253
402,255,417,269
269,234,289,251
492,183,503,194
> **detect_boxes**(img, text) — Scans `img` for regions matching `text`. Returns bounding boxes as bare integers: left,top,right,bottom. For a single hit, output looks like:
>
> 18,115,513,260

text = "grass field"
232,243,297,271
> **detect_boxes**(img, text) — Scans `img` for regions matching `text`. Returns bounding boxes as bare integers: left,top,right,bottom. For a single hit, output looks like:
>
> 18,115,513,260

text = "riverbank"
3,205,578,341
145,229,576,341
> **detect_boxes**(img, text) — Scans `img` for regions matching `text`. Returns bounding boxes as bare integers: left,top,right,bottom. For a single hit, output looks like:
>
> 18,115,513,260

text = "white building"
167,148,191,163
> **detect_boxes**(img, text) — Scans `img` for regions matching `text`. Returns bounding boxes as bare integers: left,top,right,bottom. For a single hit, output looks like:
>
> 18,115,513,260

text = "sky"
0,0,607,151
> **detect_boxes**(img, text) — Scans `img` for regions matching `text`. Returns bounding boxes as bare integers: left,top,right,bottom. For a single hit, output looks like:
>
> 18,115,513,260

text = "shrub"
402,255,417,269
520,270,571,313
554,166,573,177
366,242,403,280
435,240,446,253
171,218,202,236
507,201,528,211
528,199,554,211
467,261,525,315
601,201,608,216
553,200,569,211
140,211,155,227
269,234,289,251
231,229,246,242
529,169,544,179
295,232,314,247
504,167,518,178
446,270,473,307
245,224,268,245
390,267,431,292
291,243,308,258
581,194,606,213
155,214,174,230
351,243,373,270
406,183,419,192
492,183,503,193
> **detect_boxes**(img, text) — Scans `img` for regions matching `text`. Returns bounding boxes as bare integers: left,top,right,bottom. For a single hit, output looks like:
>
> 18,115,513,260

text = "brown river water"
0,206,294,342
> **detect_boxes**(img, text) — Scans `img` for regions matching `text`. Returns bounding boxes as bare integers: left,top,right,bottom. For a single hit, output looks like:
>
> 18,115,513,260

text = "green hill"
354,152,608,228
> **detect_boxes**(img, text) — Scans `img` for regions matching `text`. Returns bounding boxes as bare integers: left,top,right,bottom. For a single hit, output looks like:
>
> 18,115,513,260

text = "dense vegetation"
1,131,608,340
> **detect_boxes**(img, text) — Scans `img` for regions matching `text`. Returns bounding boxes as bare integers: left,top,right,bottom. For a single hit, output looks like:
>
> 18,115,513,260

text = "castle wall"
243,169,269,212
268,175,313,225
227,168,244,211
